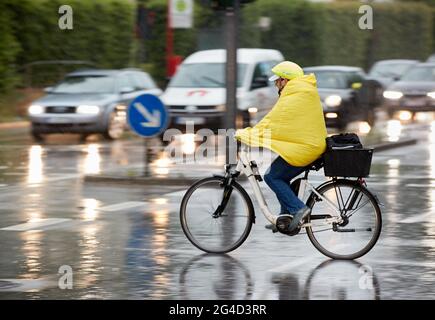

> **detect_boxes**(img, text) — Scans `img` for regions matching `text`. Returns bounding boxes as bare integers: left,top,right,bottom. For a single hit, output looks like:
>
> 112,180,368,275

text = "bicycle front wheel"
306,180,382,260
180,177,254,254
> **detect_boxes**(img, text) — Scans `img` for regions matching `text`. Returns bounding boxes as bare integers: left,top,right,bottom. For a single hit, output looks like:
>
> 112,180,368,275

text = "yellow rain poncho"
235,74,327,167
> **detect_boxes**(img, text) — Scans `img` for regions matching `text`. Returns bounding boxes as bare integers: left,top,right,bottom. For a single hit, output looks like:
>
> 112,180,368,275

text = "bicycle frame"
233,147,343,225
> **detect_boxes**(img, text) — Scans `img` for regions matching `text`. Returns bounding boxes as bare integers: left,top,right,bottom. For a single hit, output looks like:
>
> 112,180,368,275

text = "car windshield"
369,62,415,78
400,66,435,82
305,70,349,89
52,75,115,94
168,63,248,88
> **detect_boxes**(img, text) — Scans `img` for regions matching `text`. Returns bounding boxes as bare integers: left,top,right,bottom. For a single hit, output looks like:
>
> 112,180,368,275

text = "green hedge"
0,1,20,94
11,0,136,68
241,0,320,67
367,3,433,64
0,0,135,91
241,0,433,69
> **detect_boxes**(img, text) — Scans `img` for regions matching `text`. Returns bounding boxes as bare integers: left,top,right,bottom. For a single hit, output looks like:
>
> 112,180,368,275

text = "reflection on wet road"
1,117,435,299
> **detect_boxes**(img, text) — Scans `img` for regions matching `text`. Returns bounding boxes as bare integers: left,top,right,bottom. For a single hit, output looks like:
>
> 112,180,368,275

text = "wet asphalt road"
1,116,435,300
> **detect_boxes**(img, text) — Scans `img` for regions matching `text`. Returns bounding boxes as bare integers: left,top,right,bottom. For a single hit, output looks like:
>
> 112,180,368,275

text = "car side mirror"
44,86,53,93
120,86,135,94
251,76,269,89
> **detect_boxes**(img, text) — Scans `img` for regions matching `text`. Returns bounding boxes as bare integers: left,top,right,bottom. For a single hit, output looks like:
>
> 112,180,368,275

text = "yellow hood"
235,74,327,167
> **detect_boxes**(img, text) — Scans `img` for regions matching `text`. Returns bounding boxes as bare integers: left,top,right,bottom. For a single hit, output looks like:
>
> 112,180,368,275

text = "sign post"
127,94,169,177
225,0,239,165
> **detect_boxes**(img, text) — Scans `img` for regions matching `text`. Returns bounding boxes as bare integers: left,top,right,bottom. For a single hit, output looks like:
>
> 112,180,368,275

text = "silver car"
383,63,435,117
368,59,419,89
28,69,162,141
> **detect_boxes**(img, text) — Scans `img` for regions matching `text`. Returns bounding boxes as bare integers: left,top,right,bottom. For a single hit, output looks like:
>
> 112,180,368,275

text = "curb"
0,121,29,130
84,174,201,186
370,138,418,152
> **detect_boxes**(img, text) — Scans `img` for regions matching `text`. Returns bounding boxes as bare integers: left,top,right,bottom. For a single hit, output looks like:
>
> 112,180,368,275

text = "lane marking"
364,257,435,269
165,190,187,197
0,278,57,292
1,218,71,231
99,201,147,212
399,212,434,224
405,184,435,188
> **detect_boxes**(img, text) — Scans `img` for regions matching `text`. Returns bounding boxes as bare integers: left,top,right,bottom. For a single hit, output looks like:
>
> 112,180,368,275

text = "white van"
161,48,284,130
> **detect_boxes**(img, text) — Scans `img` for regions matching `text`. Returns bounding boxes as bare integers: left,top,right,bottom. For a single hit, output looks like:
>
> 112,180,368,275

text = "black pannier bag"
324,133,373,177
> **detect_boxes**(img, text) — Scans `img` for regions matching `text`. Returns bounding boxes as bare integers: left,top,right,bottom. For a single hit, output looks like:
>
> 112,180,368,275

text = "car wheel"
103,110,126,140
337,119,347,131
79,134,89,143
31,131,45,142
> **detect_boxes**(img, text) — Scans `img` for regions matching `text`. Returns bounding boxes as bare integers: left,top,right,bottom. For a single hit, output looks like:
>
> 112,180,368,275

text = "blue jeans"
264,156,306,215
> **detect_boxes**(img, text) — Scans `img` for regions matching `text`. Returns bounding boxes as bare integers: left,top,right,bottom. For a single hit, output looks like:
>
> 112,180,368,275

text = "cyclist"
235,61,327,232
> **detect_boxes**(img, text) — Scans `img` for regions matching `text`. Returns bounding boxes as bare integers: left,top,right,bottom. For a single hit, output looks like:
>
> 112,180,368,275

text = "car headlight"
76,105,100,114
324,95,342,108
215,104,226,112
28,105,44,115
427,92,435,99
383,90,403,100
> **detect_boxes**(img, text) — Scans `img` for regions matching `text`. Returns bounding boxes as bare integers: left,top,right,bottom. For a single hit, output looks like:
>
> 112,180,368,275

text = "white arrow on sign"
134,102,161,128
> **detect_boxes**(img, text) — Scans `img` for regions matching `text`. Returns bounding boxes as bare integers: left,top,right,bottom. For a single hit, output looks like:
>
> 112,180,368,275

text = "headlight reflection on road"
152,209,169,230
27,145,43,185
430,121,435,144
386,120,402,142
81,198,101,221
79,225,102,291
84,144,101,175
422,121,435,254
152,198,168,205
387,159,400,179
151,209,170,298
21,231,42,277
429,121,435,179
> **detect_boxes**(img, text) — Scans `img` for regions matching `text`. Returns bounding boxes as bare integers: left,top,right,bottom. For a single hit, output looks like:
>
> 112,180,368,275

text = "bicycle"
180,144,382,260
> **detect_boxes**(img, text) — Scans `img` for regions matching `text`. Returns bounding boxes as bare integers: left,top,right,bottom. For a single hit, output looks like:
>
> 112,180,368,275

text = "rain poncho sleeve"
235,74,327,167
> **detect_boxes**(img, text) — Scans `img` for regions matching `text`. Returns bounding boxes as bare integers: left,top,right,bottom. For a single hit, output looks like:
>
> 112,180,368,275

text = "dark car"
304,66,379,129
383,63,435,118
28,69,162,141
368,59,419,89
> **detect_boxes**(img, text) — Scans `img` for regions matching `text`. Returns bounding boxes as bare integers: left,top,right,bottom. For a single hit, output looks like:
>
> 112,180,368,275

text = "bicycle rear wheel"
180,177,254,253
306,180,382,260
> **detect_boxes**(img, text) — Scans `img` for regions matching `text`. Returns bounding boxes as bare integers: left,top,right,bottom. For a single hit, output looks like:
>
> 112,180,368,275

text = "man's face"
274,78,287,95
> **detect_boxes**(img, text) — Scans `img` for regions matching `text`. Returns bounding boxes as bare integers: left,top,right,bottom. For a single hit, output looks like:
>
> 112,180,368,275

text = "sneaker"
288,206,311,232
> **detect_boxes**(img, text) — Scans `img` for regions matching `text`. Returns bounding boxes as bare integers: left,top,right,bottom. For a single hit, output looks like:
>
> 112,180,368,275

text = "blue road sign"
127,94,169,137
